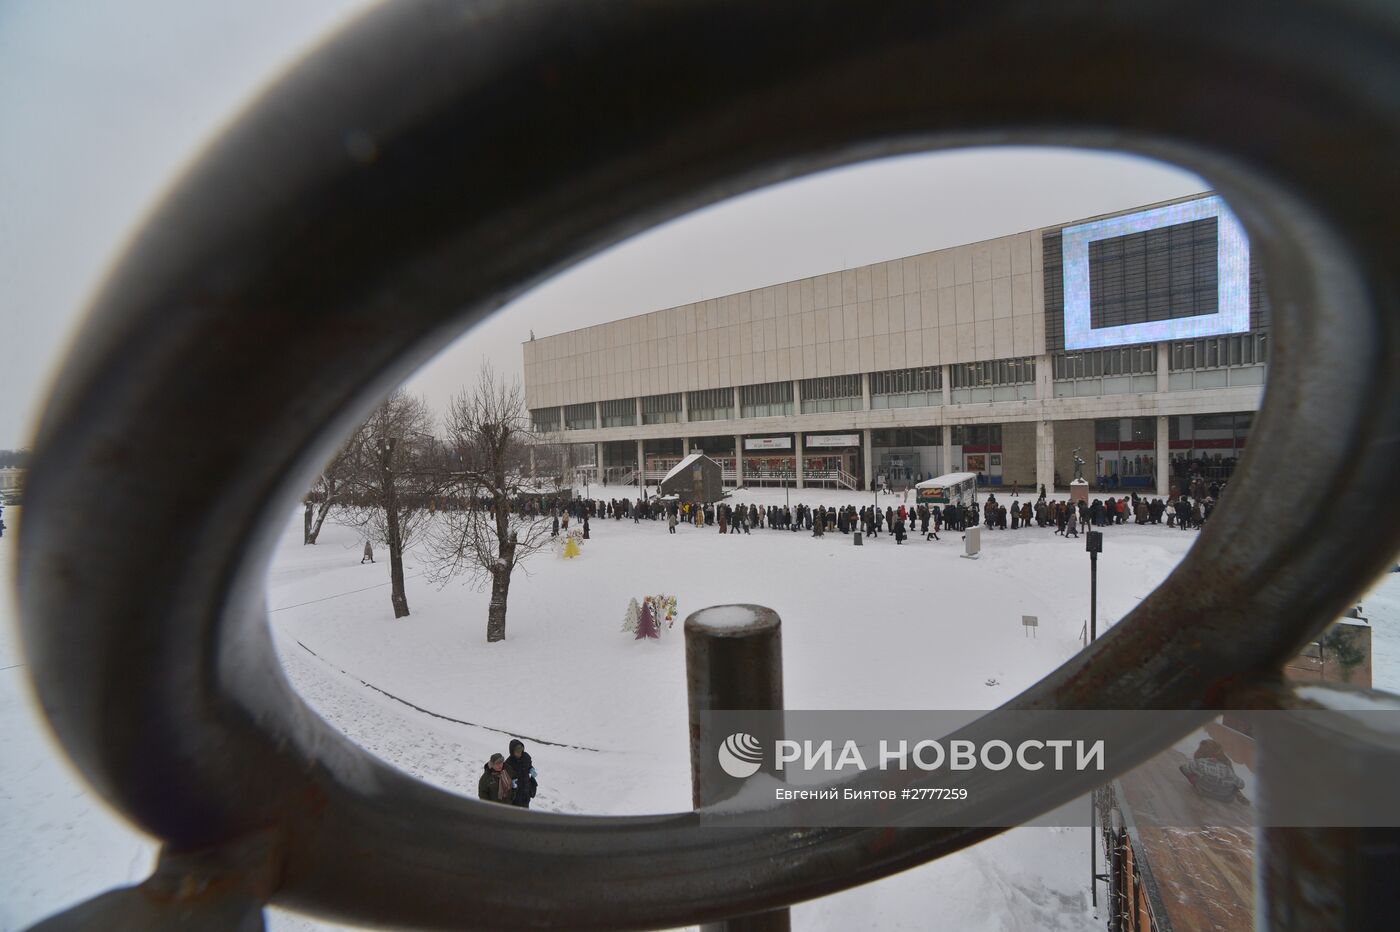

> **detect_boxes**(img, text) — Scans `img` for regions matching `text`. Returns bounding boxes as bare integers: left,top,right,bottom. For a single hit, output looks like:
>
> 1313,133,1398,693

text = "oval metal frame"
18,1,1400,928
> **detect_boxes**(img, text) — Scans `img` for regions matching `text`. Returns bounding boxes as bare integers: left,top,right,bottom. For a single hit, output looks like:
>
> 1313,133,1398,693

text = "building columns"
862,428,873,490
1156,343,1170,394
636,439,645,488
1036,353,1054,401
680,391,689,422
941,365,952,406
734,434,744,486
595,443,604,485
1036,419,1055,494
795,431,805,489
862,373,872,410
1156,415,1170,497
942,424,953,474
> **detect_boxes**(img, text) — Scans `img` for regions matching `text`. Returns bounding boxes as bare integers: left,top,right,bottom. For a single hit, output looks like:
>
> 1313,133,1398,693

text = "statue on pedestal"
1072,448,1086,483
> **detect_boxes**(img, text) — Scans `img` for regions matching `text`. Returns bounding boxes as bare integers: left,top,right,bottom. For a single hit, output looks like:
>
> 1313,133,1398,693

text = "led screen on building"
1061,195,1250,350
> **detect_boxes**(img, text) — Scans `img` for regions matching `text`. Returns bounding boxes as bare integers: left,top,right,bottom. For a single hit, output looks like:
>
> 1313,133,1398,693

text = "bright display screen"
1061,195,1250,349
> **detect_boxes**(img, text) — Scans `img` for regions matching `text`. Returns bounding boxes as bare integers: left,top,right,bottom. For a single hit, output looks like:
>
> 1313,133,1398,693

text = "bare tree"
302,445,352,545
429,365,552,642
338,390,438,618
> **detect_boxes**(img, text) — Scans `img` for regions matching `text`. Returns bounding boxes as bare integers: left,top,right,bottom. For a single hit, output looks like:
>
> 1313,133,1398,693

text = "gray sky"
0,1,1206,450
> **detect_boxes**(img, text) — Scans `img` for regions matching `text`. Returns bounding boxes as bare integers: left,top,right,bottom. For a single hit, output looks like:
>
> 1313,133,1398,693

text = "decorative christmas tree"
563,533,581,559
621,597,641,633
635,598,660,639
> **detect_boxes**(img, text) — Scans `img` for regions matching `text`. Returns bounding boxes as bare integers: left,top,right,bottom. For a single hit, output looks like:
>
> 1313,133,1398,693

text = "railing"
14,2,1400,929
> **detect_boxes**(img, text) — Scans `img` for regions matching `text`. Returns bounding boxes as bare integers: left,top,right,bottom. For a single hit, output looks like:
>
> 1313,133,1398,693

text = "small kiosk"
659,452,725,504
916,472,979,508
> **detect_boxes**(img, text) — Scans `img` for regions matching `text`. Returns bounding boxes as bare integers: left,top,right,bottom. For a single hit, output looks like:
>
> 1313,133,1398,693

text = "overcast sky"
0,1,1207,451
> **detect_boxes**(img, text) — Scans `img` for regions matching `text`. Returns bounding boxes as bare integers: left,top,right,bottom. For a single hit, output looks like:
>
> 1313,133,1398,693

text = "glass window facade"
563,403,596,430
1052,346,1156,380
641,393,681,425
800,375,862,413
530,408,560,433
1168,332,1268,370
687,388,734,422
599,398,636,428
949,357,1036,388
739,381,794,418
870,366,942,408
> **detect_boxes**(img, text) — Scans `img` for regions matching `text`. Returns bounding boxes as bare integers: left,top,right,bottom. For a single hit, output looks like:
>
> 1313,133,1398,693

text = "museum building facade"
523,192,1268,496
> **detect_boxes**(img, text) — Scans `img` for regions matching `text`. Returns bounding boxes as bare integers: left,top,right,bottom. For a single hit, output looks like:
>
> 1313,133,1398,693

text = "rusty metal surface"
17,0,1400,928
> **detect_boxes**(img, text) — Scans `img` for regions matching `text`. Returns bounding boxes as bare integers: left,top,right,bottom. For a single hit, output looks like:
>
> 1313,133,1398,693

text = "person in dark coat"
478,753,512,804
505,738,537,808
894,516,906,545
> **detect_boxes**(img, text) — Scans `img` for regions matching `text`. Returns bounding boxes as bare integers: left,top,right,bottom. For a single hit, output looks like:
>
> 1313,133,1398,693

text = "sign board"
1022,615,1038,638
806,434,860,448
745,437,792,450
962,526,981,559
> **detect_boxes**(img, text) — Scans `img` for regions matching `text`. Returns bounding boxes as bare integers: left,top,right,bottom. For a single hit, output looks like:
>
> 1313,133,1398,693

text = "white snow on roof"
916,472,978,489
661,452,706,485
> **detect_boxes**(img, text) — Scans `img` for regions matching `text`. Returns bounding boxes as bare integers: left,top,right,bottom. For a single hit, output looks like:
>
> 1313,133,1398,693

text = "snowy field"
3,490,1399,931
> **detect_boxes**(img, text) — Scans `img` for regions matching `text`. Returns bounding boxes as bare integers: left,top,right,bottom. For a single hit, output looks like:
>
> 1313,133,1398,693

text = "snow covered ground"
3,492,1398,931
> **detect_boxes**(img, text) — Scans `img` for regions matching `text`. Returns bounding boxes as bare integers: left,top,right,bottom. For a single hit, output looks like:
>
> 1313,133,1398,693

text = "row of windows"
641,393,681,424
563,402,596,430
949,357,1036,389
688,388,734,422
871,366,942,395
1168,333,1269,371
1095,417,1158,443
538,341,1266,429
800,375,862,414
599,399,636,428
951,425,1002,446
1052,346,1158,380
530,408,561,432
739,381,794,419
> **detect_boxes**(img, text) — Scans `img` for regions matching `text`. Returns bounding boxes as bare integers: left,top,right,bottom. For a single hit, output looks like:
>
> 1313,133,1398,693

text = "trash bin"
853,532,863,546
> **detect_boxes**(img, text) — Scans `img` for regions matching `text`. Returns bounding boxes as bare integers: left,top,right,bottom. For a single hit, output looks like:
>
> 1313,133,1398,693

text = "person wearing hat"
505,739,537,808
478,753,512,804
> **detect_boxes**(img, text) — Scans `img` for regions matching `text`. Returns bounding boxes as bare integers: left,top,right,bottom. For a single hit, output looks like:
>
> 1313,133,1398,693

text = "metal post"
1090,550,1098,641
1084,528,1103,909
686,605,790,932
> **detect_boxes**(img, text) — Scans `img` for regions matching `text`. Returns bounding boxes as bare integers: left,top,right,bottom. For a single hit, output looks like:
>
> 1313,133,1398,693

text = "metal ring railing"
17,0,1400,928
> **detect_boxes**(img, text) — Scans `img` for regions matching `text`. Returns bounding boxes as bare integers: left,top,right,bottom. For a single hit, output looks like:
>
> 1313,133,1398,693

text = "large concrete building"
523,192,1267,497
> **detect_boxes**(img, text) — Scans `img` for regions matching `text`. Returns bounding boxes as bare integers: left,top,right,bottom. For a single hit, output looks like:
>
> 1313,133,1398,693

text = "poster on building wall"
806,434,860,448
745,437,792,450
965,454,987,473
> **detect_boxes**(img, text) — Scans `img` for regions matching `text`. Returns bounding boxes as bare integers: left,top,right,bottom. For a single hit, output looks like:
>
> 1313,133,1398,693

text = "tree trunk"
303,502,313,544
307,499,333,544
486,566,509,642
382,446,409,618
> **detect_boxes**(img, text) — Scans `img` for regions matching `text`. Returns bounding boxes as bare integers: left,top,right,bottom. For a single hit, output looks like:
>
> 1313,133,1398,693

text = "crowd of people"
559,480,1223,545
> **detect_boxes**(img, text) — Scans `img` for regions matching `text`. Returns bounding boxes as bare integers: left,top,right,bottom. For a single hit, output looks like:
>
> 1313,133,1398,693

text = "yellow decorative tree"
562,534,581,559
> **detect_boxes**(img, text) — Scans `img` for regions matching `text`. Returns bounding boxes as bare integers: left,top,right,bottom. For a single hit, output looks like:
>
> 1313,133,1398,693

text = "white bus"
915,472,979,508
